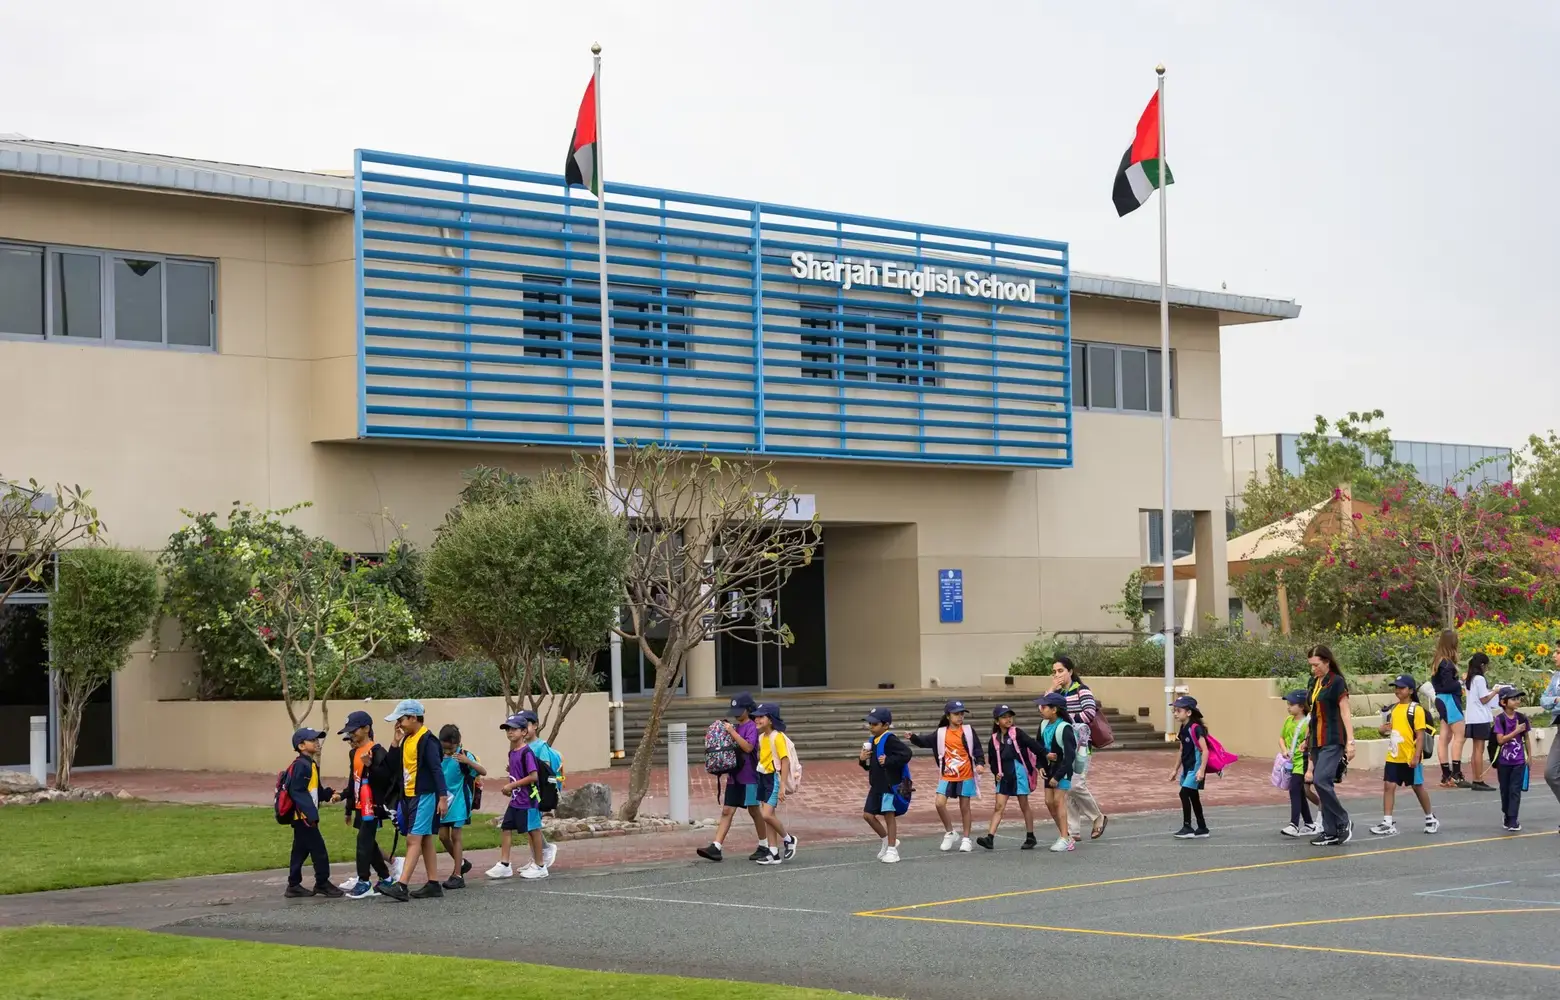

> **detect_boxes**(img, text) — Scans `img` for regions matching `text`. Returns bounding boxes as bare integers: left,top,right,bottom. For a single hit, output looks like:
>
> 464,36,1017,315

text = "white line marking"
1427,892,1560,906
595,857,881,891
535,889,833,914
1417,881,1514,895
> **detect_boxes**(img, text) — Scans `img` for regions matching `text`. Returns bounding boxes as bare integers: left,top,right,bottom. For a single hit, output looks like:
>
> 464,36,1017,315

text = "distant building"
1223,433,1512,517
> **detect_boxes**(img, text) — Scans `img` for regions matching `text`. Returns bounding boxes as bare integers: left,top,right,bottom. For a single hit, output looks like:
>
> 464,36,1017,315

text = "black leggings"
1287,777,1314,826
356,819,390,882
1180,787,1206,829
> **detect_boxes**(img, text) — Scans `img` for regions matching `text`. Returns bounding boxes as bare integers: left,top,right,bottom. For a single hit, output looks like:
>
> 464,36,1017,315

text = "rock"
115,789,134,800
553,782,612,819
0,771,41,796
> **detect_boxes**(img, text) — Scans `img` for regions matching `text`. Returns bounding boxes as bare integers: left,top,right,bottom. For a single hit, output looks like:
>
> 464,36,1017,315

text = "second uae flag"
565,76,601,197
1112,91,1173,217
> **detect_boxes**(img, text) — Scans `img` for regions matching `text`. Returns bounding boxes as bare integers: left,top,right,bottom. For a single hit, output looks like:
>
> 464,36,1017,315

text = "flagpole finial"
592,42,602,55
1155,63,1165,75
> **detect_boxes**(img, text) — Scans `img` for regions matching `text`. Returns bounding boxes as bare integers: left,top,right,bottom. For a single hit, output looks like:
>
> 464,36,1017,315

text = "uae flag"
564,76,600,197
1112,91,1173,217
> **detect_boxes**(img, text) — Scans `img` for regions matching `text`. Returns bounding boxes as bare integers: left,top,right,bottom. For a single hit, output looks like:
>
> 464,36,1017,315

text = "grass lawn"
0,800,502,894
0,926,868,1000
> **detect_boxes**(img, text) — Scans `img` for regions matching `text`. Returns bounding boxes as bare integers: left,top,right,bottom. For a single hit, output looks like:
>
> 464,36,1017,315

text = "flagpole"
592,41,626,760
1156,63,1176,738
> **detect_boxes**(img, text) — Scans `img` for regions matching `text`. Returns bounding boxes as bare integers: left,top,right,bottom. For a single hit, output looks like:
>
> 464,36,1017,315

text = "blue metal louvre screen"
356,149,1071,468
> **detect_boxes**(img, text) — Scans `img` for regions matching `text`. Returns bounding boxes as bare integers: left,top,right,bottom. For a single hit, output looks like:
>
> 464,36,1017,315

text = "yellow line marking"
1185,907,1560,939
863,911,1560,973
855,831,1554,916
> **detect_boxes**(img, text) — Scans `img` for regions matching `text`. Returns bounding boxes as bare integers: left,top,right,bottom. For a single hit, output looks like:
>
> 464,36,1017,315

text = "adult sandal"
1091,815,1108,840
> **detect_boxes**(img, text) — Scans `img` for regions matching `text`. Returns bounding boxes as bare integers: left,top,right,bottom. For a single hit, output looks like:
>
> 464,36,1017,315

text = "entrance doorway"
716,551,827,692
0,596,113,772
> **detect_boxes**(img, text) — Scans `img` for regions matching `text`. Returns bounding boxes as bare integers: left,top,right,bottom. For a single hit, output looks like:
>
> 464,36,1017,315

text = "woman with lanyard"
1305,645,1356,846
1050,657,1108,840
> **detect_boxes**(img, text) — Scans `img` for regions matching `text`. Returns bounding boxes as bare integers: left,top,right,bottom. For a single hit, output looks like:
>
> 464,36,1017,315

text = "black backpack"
460,757,483,812
535,758,559,812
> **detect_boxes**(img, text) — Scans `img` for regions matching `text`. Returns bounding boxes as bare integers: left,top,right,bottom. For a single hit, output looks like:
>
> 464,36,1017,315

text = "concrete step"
607,689,1166,765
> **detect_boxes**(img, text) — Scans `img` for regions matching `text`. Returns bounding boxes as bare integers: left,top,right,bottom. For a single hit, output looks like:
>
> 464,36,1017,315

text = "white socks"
712,841,722,851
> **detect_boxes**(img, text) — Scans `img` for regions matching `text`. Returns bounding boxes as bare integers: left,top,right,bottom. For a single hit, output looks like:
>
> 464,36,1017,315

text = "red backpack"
273,764,296,824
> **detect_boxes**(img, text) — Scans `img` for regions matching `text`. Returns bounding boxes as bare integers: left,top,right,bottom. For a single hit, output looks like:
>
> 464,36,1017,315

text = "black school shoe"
442,874,466,890
380,881,410,902
312,881,345,898
696,844,724,862
283,884,315,898
1469,781,1496,792
409,881,444,899
461,859,473,875
1021,832,1038,850
748,846,770,862
975,834,995,850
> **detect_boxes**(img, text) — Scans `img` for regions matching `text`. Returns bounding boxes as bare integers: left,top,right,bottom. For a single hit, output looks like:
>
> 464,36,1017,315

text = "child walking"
490,711,549,879
907,699,987,853
281,727,344,898
437,724,485,889
860,707,913,863
697,692,767,864
1278,691,1320,837
337,711,392,899
976,704,1044,850
1171,695,1211,839
753,703,797,865
1036,692,1077,852
1370,675,1439,837
1492,686,1533,832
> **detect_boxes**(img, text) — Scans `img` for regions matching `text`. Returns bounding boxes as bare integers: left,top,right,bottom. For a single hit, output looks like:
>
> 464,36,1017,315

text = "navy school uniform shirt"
989,726,1046,778
1178,722,1207,774
861,732,913,797
285,753,335,825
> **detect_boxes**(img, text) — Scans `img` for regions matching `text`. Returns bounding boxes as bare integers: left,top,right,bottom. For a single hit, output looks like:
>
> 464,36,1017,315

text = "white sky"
5,1,1555,450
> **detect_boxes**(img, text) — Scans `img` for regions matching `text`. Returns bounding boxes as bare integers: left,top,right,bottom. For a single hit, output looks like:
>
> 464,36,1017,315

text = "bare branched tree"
0,478,103,604
588,446,819,821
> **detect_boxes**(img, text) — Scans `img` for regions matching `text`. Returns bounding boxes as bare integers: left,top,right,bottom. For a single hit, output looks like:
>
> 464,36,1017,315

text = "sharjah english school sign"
789,251,1040,303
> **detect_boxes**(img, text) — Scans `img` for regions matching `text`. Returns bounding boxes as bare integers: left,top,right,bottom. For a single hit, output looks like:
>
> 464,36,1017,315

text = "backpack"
273,762,297,825
990,728,1039,785
1193,724,1239,775
528,739,565,813
772,732,803,793
704,721,741,776
1403,702,1435,760
874,733,913,816
459,753,483,813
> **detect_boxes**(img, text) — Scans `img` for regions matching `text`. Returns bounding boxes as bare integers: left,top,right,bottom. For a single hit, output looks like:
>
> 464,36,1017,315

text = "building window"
1144,508,1196,563
0,242,214,349
524,276,691,369
800,305,938,385
1072,340,1173,414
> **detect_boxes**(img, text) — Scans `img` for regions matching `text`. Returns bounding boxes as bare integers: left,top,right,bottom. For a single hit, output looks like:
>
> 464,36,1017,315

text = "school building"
0,137,1299,772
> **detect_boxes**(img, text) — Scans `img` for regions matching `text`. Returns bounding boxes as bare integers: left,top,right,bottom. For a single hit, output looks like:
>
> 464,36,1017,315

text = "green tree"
591,446,820,822
434,464,532,543
1235,410,1417,535
1515,430,1560,527
0,478,103,604
425,469,631,742
238,543,422,733
51,547,159,790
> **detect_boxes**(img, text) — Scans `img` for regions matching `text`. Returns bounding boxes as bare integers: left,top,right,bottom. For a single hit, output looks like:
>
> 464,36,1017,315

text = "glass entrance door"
716,551,827,692
0,600,49,768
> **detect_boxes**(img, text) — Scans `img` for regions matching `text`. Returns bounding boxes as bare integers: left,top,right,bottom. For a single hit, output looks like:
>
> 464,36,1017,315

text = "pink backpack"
1194,724,1239,774
990,728,1039,785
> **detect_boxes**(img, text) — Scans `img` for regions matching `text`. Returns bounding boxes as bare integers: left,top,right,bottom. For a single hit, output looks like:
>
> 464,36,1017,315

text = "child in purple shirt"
1492,687,1533,833
486,712,548,880
697,692,768,863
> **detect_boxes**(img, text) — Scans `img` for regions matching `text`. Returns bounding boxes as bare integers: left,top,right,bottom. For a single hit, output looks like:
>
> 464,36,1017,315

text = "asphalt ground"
5,790,1560,1000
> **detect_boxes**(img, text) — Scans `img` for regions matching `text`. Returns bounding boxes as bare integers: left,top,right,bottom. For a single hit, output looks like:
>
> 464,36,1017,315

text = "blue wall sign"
938,569,964,624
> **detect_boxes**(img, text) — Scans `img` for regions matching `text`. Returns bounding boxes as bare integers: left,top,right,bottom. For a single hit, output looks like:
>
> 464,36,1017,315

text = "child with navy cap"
976,704,1045,851
1277,691,1319,838
337,710,394,898
1170,695,1210,839
282,727,343,898
697,692,768,864
906,698,986,853
752,703,797,864
1492,686,1533,832
860,707,913,863
1036,692,1078,852
490,711,549,879
1370,675,1439,837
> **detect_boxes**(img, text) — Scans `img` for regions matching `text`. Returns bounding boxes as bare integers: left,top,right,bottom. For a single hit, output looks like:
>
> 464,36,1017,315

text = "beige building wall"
3,177,1249,767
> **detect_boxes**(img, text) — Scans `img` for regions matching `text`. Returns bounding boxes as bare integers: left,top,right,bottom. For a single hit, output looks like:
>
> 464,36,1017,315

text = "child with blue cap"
380,698,450,901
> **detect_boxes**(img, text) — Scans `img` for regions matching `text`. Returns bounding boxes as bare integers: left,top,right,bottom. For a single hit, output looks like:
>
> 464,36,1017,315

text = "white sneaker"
1370,820,1399,837
542,843,558,868
880,846,901,863
485,862,514,879
389,857,404,882
958,837,973,853
939,831,958,852
876,839,889,859
1280,823,1302,837
1049,837,1075,853
338,876,361,891
520,865,550,880
1424,815,1440,834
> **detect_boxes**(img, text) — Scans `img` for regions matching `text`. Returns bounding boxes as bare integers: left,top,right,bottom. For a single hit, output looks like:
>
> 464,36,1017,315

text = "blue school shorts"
864,792,898,816
756,771,779,807
501,805,542,833
995,769,1032,797
1435,694,1464,725
405,793,437,836
722,780,759,810
937,778,976,799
